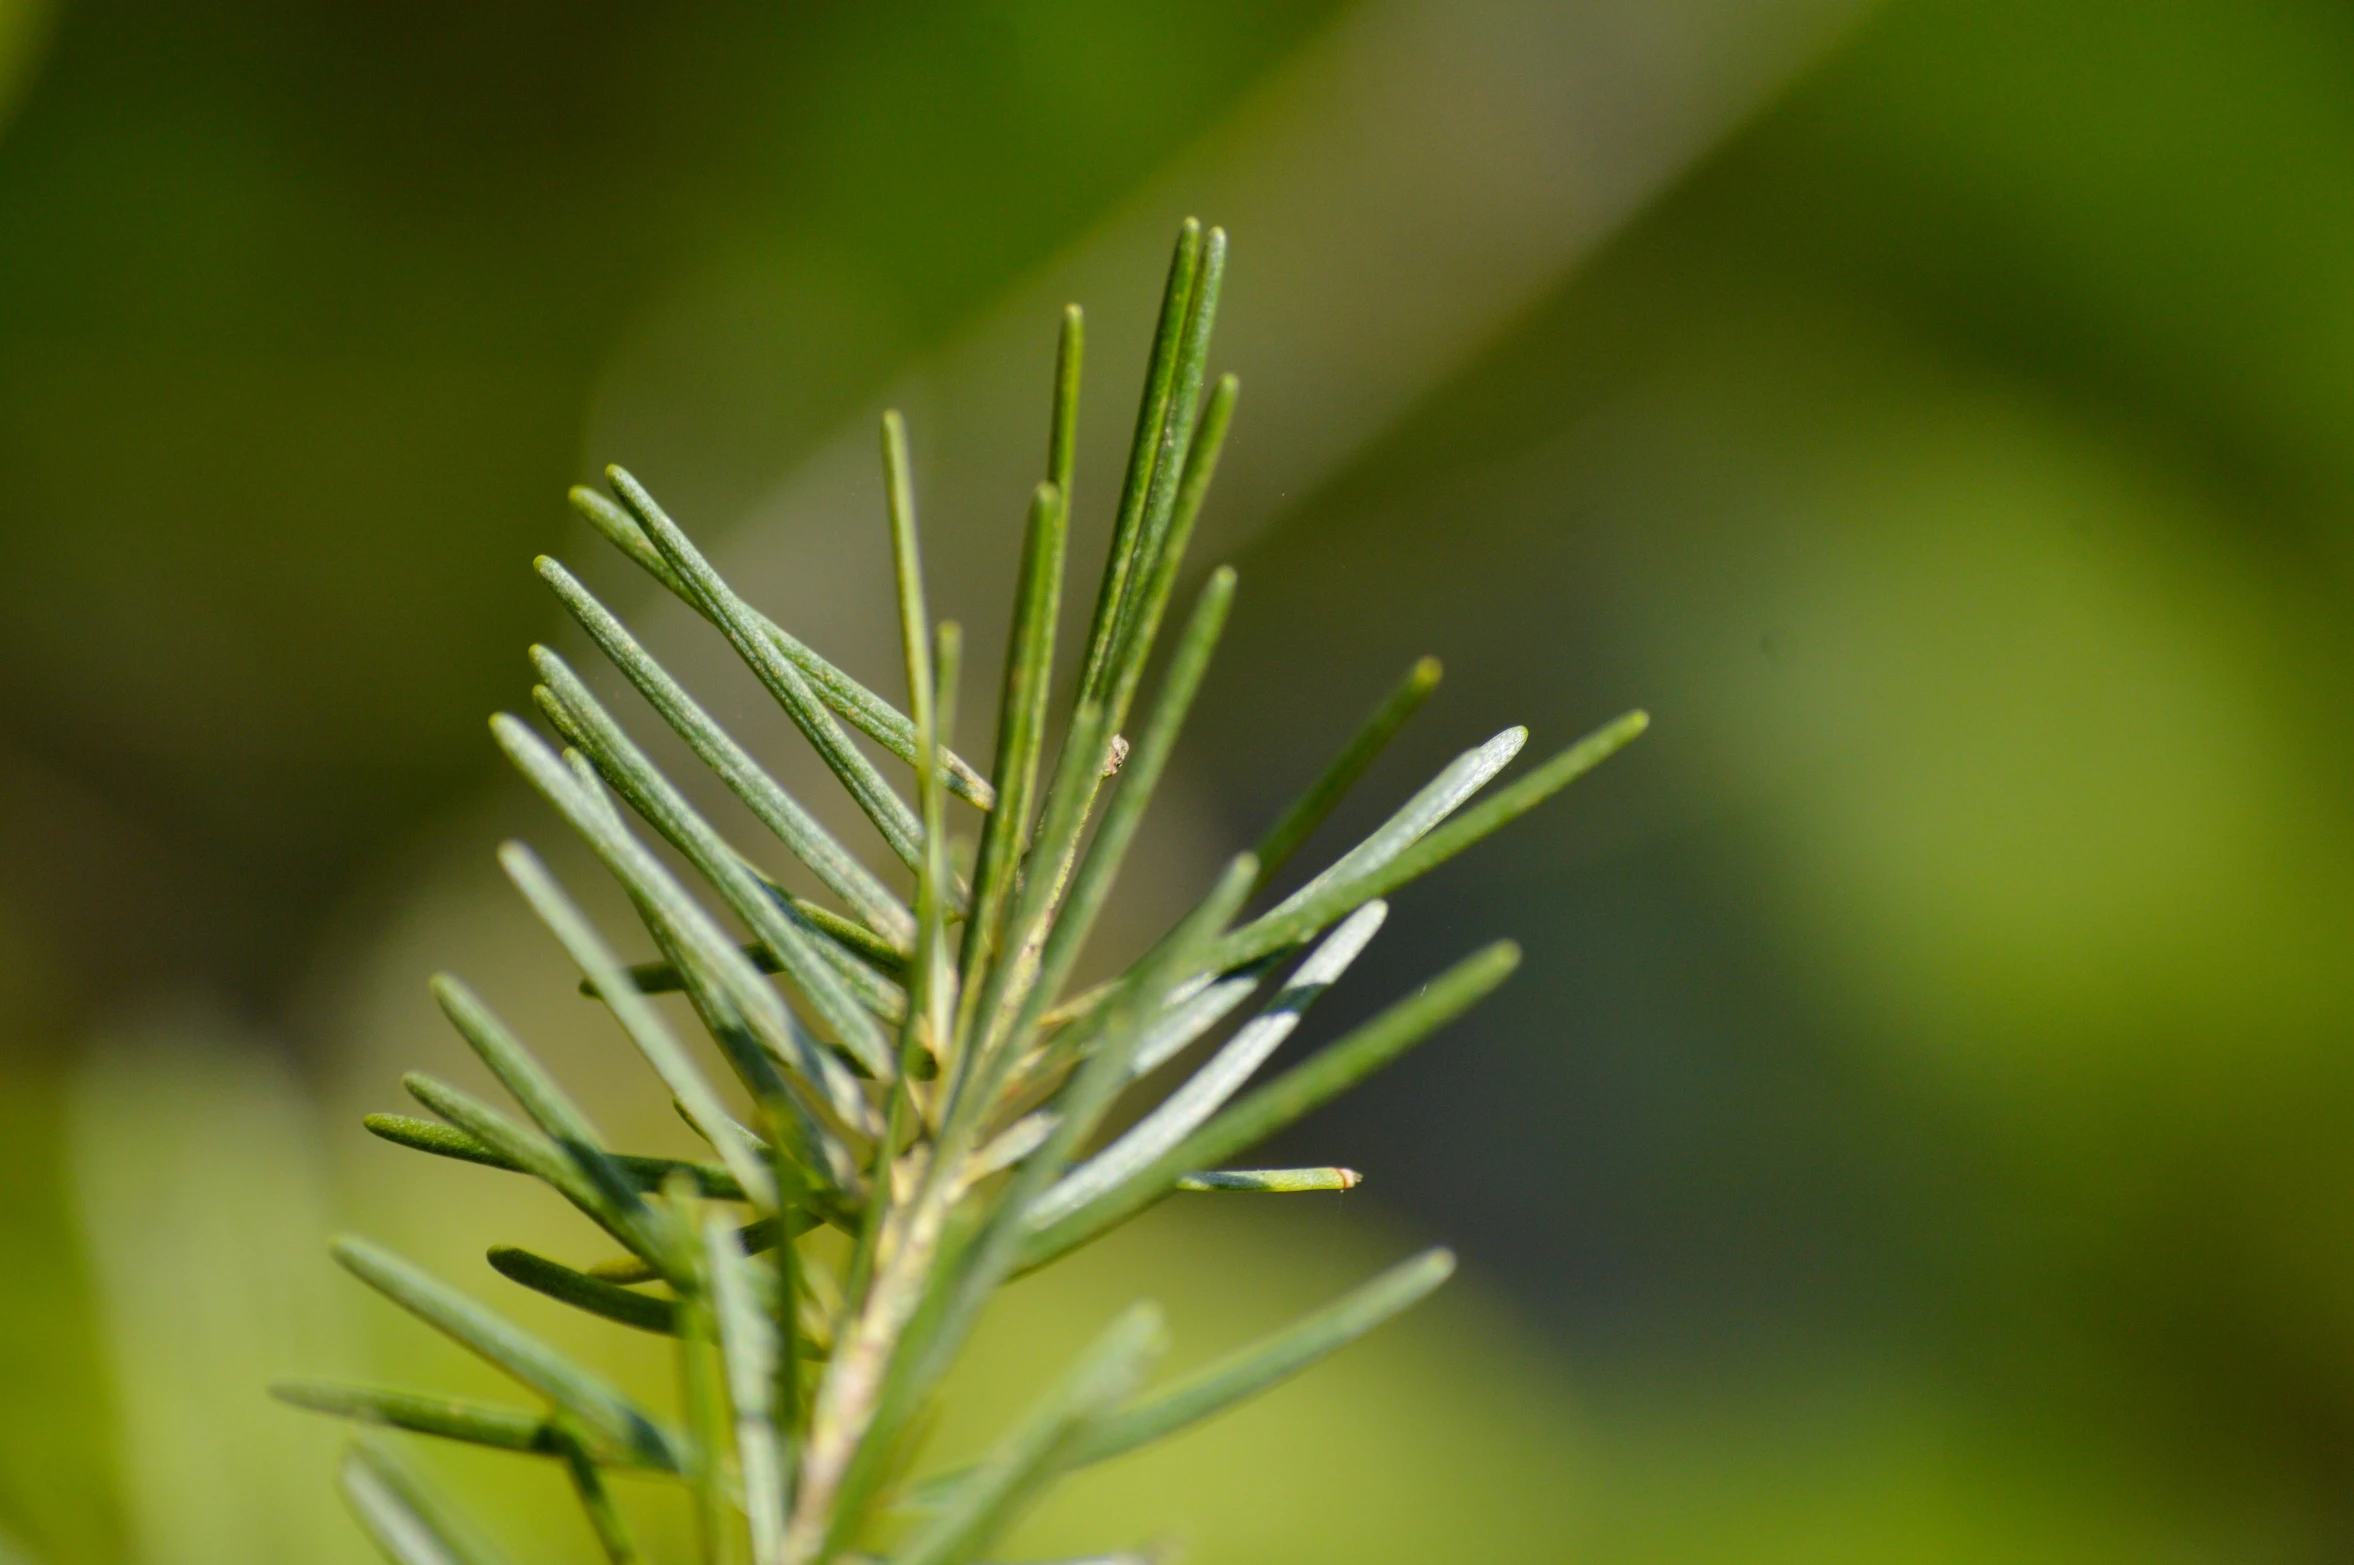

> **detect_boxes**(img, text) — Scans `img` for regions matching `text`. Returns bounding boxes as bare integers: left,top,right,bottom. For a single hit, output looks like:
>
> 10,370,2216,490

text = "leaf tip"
586,1255,657,1284
1119,1297,1173,1355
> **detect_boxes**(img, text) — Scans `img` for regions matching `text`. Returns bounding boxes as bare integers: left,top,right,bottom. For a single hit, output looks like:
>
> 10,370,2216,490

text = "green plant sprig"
278,220,1646,1565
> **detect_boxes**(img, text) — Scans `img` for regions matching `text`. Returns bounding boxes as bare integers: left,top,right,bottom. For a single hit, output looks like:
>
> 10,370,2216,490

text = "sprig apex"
298,219,1637,1565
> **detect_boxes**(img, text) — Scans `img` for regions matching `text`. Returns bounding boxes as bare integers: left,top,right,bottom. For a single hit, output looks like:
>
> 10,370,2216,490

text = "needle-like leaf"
1027,901,1385,1229
1106,229,1225,684
498,842,784,1211
428,972,681,1257
884,410,933,756
332,1237,684,1472
945,698,1111,1130
590,920,909,1004
1073,220,1202,710
487,1245,680,1335
892,1304,1165,1565
608,467,932,874
274,1381,568,1458
769,1144,805,1501
628,896,867,1209
1172,1168,1360,1192
1265,725,1525,920
531,680,909,1015
567,484,994,810
588,1212,777,1285
340,1439,512,1565
1250,657,1443,893
401,1072,676,1279
1048,303,1083,506
538,555,914,948
706,1213,787,1565
1079,1247,1452,1464
531,652,896,1077
363,1112,532,1174
1215,711,1649,972
1022,568,1235,1051
770,895,910,980
894,1248,1452,1518
884,410,958,1081
1123,961,1271,1080
915,620,962,1065
1099,373,1236,744
958,480,1066,1032
556,1429,642,1565
490,713,872,1144
675,1295,733,1565
1020,941,1520,1271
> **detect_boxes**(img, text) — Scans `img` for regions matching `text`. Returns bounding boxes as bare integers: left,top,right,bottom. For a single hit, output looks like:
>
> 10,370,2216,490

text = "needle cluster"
275,220,1647,1565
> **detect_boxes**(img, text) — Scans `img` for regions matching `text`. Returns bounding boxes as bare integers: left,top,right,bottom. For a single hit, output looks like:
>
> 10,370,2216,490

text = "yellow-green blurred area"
17,0,2354,1558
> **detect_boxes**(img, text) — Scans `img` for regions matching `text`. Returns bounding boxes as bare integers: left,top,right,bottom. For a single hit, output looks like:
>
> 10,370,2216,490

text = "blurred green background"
10,0,2354,1559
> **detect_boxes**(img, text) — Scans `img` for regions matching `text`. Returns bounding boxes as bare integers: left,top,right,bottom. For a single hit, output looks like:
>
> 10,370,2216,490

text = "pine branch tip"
302,223,1622,1565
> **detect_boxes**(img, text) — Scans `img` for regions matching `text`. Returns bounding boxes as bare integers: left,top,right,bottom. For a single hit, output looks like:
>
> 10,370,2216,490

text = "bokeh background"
7,0,2354,1559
